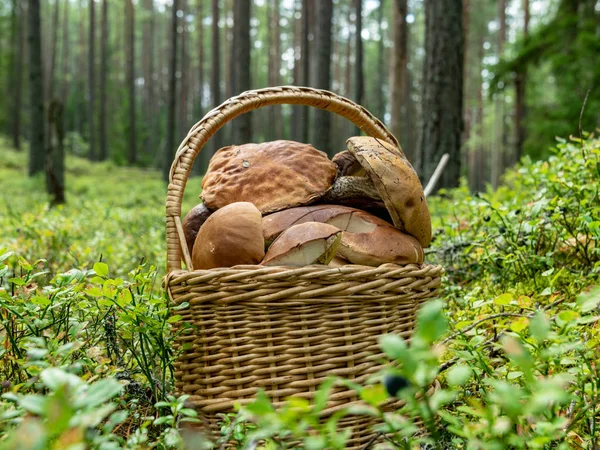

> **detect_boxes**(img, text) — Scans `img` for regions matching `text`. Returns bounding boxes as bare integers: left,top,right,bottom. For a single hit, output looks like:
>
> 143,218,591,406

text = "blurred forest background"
0,0,599,200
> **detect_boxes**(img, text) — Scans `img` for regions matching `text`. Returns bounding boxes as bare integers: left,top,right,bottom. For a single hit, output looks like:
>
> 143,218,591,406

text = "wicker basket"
164,86,443,447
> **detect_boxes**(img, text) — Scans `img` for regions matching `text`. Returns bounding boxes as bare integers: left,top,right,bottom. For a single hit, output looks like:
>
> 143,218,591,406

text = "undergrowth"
0,134,598,449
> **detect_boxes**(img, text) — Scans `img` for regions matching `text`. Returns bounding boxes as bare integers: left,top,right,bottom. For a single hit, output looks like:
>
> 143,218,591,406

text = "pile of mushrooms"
182,138,432,269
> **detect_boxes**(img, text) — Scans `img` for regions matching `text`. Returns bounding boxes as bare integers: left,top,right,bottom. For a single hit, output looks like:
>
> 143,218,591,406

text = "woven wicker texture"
165,87,443,446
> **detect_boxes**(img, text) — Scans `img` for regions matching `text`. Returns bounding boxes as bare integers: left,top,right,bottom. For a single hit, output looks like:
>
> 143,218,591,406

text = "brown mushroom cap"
182,203,213,256
262,204,393,246
346,137,432,247
192,202,264,269
261,222,342,266
201,140,338,214
338,224,424,267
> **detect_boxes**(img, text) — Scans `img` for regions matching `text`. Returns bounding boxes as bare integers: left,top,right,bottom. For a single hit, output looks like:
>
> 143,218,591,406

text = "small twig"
440,313,527,345
424,153,450,197
579,88,591,141
361,431,384,450
439,296,567,373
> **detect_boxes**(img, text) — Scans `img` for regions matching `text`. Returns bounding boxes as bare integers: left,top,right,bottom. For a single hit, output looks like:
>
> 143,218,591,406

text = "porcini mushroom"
337,225,424,266
201,140,338,214
262,204,392,246
261,222,342,266
192,202,264,269
332,151,365,176
346,137,432,247
182,203,213,256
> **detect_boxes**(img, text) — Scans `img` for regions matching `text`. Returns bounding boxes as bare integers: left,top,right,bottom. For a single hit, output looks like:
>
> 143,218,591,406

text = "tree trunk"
491,0,506,188
28,0,45,176
299,0,311,142
11,0,24,150
354,0,364,108
390,0,408,155
164,0,179,181
344,4,352,99
290,0,302,141
196,0,204,117
125,0,136,164
88,0,96,160
473,31,485,192
226,0,234,102
60,0,69,108
419,0,463,190
313,0,333,155
210,0,222,153
268,0,282,140
194,0,208,175
376,0,386,121
99,0,108,161
142,0,155,132
232,0,251,143
514,0,529,163
47,0,60,102
179,0,189,140
46,100,66,205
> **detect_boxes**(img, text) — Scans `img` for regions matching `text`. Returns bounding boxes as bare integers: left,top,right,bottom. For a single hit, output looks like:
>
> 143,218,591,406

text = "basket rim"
164,262,444,306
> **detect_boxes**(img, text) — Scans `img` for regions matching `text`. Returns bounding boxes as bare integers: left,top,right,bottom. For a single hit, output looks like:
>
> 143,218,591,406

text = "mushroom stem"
321,176,380,202
319,176,392,223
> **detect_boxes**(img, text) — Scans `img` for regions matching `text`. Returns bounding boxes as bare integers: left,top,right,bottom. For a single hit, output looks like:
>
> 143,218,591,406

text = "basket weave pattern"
165,87,443,445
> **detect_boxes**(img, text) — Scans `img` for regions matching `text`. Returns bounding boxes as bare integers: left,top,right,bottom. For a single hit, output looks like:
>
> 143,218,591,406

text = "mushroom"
263,205,424,267
332,151,365,176
182,203,213,256
201,140,338,214
329,256,351,267
192,202,264,269
346,137,432,247
261,222,342,266
337,225,424,266
262,204,393,247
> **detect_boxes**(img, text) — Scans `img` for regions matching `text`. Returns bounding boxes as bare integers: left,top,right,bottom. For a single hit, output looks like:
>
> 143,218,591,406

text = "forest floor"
0,135,599,449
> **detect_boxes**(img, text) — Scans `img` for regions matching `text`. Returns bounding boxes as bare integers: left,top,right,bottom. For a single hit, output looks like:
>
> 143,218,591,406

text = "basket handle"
166,86,400,273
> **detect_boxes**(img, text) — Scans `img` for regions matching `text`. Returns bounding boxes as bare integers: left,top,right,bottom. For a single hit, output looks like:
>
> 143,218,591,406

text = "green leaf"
494,293,513,306
74,378,123,409
557,310,579,324
313,378,334,413
17,395,47,416
429,389,456,411
529,311,550,342
167,315,183,323
153,416,173,426
509,317,529,332
415,300,448,344
446,365,472,386
93,262,109,277
378,334,407,360
359,384,387,407
40,368,82,392
163,427,182,447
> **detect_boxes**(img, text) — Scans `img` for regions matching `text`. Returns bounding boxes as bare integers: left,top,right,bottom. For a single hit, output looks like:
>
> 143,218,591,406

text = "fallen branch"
424,153,450,198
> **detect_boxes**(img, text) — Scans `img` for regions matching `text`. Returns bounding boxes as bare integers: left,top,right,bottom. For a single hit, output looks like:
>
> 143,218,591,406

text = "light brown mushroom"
201,140,338,214
346,137,432,247
182,203,213,256
261,222,342,266
192,202,264,269
328,256,351,267
262,204,392,246
337,224,424,266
